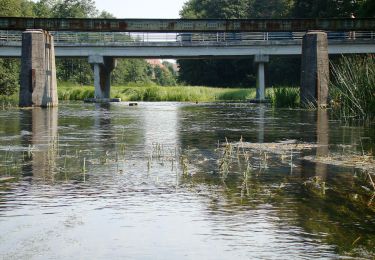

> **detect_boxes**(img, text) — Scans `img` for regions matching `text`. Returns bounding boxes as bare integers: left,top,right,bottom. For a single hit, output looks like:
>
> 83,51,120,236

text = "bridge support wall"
254,55,269,101
89,56,117,99
20,30,58,107
301,31,329,108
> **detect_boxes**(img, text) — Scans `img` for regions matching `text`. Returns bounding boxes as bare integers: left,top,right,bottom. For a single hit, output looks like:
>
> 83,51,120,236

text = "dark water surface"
0,102,374,259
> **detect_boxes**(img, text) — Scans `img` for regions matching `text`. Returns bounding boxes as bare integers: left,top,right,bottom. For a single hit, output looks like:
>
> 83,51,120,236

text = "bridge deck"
0,18,375,32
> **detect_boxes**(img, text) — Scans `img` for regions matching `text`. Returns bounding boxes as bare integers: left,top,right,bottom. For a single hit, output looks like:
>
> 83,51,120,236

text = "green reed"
58,82,256,102
330,55,375,121
267,87,300,108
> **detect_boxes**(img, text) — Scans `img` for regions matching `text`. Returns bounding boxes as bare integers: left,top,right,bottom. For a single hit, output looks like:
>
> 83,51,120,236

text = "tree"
292,0,361,18
112,59,153,85
358,0,375,17
51,0,98,18
32,0,54,17
0,59,19,96
154,65,177,86
250,0,294,18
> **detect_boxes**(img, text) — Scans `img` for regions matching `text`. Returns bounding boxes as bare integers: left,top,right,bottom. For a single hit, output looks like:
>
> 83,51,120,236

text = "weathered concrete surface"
19,30,58,107
89,56,117,99
301,31,329,107
254,54,269,101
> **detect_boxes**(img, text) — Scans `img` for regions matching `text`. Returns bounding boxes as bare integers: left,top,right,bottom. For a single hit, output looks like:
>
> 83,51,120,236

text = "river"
0,102,374,259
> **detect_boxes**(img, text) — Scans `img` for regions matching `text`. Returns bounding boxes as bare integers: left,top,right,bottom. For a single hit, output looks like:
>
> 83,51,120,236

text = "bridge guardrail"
0,31,374,45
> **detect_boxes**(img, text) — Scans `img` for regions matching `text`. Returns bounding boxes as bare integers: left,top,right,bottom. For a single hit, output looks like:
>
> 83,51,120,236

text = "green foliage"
57,83,256,102
51,0,98,18
56,58,93,85
180,0,294,19
0,59,19,96
0,0,23,16
112,59,152,85
153,66,177,86
330,55,375,121
178,59,256,87
359,0,375,17
267,87,300,108
292,0,360,18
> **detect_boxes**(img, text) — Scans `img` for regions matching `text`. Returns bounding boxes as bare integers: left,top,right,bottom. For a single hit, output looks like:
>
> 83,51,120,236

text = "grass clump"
0,93,19,109
330,55,375,121
267,87,300,108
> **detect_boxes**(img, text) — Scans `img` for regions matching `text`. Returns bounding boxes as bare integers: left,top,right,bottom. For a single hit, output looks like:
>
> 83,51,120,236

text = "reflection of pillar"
32,108,58,178
316,109,329,180
301,31,329,108
255,55,269,101
258,105,265,143
94,104,115,151
89,56,117,99
20,108,58,177
20,30,58,107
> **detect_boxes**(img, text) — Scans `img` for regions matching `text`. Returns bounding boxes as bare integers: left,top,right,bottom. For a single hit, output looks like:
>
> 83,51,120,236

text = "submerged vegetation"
330,55,375,121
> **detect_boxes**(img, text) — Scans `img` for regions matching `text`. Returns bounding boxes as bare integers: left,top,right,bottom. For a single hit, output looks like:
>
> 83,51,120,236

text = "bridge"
1,31,375,57
0,17,374,107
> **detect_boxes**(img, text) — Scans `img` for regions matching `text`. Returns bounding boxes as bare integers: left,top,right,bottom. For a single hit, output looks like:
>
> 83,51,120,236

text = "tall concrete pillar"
301,31,329,108
89,56,117,99
20,30,58,107
254,55,269,101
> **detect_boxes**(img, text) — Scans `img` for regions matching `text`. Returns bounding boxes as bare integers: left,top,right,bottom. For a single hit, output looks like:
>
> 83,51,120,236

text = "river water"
0,102,374,259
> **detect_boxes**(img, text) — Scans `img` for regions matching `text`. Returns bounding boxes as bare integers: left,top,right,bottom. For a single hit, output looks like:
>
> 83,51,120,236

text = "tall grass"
0,93,19,109
58,83,256,102
330,55,375,121
267,87,300,108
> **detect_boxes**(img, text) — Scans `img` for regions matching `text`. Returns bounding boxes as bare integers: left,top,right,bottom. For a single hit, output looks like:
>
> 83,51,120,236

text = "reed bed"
330,55,375,121
58,83,256,102
266,87,300,108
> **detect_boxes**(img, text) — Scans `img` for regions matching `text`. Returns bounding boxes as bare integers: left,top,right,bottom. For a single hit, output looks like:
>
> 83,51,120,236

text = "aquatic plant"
57,82,256,102
330,55,375,121
267,87,300,108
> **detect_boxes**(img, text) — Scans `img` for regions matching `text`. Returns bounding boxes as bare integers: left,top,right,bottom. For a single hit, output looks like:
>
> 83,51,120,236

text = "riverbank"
1,84,301,108
58,83,257,102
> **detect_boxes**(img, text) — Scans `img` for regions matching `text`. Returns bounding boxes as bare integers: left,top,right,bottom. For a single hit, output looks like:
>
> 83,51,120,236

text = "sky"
94,0,188,19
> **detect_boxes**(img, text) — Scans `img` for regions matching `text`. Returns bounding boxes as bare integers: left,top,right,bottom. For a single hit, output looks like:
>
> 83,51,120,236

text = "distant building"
146,59,165,69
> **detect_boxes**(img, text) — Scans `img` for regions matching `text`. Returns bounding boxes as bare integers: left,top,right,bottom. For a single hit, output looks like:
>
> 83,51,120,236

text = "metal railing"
0,31,374,46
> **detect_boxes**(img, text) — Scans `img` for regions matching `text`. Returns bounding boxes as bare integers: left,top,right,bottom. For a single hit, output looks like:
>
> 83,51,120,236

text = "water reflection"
258,104,266,143
0,103,374,259
20,108,58,179
316,109,329,180
93,103,115,151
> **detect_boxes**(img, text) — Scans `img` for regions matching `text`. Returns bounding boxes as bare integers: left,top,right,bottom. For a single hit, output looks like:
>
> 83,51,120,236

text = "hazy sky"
95,0,188,18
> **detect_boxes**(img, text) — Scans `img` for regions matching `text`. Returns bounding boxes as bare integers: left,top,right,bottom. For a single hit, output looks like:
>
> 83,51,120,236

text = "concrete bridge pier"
254,55,269,101
301,31,329,108
20,30,58,107
89,56,117,100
